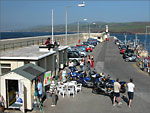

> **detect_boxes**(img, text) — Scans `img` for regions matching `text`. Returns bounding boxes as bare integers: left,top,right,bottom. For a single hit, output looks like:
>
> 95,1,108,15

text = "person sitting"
45,38,55,50
45,38,50,46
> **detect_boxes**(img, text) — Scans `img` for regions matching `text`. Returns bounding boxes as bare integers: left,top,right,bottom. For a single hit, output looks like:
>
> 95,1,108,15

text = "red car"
85,47,92,52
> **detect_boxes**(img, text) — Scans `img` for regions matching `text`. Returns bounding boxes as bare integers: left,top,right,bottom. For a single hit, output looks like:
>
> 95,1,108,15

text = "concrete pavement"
4,38,150,113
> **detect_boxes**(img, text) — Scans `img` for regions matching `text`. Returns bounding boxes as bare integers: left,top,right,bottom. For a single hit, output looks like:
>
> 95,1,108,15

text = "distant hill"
18,22,150,34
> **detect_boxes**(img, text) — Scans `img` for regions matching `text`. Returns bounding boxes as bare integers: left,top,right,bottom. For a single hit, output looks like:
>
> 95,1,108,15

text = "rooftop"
0,45,56,60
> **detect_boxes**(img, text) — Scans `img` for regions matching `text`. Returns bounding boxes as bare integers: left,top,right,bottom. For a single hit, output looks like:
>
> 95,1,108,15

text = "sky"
0,0,150,31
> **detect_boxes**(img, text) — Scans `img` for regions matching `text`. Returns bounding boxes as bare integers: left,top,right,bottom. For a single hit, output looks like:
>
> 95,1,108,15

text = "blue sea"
110,33,150,52
0,32,75,39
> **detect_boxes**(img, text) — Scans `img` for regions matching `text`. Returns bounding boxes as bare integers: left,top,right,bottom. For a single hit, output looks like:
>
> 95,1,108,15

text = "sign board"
44,71,52,86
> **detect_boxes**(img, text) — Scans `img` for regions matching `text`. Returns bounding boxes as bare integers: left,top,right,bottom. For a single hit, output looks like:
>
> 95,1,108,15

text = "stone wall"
0,33,102,51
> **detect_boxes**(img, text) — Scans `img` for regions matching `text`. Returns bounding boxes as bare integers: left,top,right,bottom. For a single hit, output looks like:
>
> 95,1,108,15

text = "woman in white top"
80,58,84,71
69,60,74,71
62,68,67,83
127,78,135,108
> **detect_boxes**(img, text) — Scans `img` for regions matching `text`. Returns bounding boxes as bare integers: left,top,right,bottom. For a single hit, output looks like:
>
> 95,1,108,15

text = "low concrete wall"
0,33,102,51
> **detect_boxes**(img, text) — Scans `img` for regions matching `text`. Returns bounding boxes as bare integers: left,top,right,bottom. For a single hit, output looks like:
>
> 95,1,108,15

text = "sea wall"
0,33,102,51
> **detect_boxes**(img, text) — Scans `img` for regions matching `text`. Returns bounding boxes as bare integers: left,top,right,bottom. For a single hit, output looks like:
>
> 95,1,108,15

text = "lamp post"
78,21,80,43
145,26,150,49
65,6,71,46
83,18,89,38
65,7,68,46
51,9,54,43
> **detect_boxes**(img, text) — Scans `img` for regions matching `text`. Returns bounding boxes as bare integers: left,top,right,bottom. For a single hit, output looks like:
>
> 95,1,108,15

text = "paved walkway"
4,39,150,113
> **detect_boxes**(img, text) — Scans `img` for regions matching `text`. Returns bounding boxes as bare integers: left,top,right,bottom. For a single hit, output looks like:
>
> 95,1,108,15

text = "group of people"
45,38,60,50
113,78,135,108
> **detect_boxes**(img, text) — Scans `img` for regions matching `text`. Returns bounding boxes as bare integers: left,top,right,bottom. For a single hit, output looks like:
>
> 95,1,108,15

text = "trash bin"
52,93,57,105
46,91,51,99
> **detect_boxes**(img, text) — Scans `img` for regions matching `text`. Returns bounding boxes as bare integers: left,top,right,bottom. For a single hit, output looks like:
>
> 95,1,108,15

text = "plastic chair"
75,83,82,94
58,85,67,98
67,85,75,98
71,81,77,85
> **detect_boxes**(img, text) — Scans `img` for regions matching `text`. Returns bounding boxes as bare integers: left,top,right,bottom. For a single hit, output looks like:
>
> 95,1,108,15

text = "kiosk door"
19,80,25,113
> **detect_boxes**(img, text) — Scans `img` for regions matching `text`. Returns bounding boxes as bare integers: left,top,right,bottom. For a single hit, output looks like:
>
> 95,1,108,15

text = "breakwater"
0,33,102,51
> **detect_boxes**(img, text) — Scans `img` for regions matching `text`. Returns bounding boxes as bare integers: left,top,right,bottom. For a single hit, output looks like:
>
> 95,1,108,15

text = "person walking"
37,79,43,106
127,78,135,108
91,55,94,70
87,55,91,73
69,60,74,71
113,78,122,106
62,68,67,83
80,58,84,71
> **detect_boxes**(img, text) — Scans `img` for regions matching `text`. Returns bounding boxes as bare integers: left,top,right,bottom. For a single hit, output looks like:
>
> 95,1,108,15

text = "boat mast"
124,33,127,46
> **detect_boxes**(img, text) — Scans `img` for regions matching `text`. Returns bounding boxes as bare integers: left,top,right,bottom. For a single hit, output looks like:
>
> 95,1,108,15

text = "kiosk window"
0,63,11,74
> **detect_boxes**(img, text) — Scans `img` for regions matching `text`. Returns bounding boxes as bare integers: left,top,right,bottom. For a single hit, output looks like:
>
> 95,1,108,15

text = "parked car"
87,38,98,46
120,46,127,54
77,47,87,57
67,51,82,66
123,49,134,59
82,42,95,49
77,46,86,51
76,45,93,52
125,55,137,62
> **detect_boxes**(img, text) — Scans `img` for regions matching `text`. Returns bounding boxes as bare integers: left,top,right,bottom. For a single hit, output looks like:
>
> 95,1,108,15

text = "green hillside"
21,22,150,33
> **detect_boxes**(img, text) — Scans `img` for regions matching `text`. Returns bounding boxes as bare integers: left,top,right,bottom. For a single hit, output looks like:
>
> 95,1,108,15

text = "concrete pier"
0,33,103,51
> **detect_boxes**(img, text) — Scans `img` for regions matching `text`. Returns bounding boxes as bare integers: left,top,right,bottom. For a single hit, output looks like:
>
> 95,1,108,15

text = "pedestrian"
87,55,91,72
127,78,135,108
80,58,84,71
69,60,74,71
0,93,4,112
37,79,43,106
91,55,94,69
62,68,67,83
113,78,122,106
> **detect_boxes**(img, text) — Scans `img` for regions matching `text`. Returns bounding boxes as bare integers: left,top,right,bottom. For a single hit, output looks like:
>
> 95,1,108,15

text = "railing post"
27,41,29,46
20,42,22,47
13,43,15,49
4,44,5,51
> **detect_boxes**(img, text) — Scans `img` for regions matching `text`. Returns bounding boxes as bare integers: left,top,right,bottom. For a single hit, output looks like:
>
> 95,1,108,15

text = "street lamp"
145,26,150,49
83,18,89,38
51,9,54,43
65,6,70,46
78,1,85,7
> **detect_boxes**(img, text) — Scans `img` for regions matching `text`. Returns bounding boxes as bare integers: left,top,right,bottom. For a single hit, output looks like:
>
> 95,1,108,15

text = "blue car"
77,46,86,51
